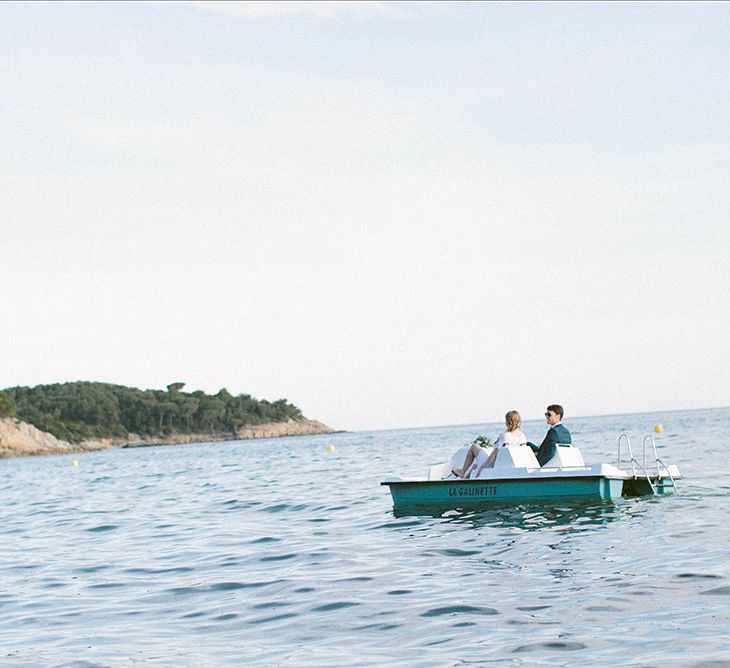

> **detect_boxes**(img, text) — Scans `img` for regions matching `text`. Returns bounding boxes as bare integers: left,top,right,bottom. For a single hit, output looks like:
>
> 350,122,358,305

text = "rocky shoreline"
0,417,337,459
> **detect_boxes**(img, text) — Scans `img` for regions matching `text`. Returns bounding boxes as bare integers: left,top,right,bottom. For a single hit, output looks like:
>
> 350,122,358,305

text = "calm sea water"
1,408,728,667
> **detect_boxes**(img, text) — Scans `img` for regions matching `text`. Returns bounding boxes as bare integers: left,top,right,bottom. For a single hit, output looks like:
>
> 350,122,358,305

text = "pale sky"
2,1,729,431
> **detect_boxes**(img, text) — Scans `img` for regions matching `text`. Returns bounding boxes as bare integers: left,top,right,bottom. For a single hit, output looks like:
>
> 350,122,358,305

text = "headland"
0,382,337,459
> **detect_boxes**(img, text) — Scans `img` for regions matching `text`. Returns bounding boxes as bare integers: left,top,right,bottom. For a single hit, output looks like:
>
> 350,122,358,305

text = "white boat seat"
493,444,540,469
448,445,472,473
429,446,473,480
542,444,585,468
428,462,452,480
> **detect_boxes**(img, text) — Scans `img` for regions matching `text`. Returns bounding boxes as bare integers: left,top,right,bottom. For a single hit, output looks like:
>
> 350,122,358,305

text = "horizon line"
353,405,730,434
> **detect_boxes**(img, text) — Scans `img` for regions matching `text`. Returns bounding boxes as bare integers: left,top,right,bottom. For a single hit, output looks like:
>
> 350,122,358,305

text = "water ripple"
421,605,499,617
700,586,730,596
513,641,589,652
0,410,728,666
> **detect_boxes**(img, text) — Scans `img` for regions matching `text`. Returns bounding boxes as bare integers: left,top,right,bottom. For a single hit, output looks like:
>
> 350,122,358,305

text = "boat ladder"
617,433,657,495
642,435,679,494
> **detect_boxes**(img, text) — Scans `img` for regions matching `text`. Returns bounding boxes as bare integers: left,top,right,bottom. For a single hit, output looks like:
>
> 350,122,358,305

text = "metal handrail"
630,457,657,495
642,435,660,475
618,433,636,477
655,457,679,494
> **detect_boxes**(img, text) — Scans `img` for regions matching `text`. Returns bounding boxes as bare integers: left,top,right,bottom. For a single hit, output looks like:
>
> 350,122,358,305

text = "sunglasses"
545,412,555,417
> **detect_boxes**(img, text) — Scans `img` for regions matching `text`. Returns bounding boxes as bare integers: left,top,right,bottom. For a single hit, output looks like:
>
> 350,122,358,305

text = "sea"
1,407,728,667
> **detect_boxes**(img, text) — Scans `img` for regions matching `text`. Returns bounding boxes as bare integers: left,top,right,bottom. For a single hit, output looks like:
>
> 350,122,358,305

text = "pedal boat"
381,438,680,510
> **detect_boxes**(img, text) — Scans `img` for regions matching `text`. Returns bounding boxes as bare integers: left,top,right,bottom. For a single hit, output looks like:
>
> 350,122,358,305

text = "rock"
0,417,108,458
235,418,336,440
0,417,338,459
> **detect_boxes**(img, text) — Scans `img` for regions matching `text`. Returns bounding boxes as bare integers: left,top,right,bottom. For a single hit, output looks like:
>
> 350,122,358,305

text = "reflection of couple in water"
454,404,572,479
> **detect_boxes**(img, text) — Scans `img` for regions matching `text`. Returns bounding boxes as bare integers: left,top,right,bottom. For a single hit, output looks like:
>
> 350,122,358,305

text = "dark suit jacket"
536,423,572,466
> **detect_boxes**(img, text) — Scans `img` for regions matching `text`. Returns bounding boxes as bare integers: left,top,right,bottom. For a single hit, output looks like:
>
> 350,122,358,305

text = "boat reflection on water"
392,498,644,532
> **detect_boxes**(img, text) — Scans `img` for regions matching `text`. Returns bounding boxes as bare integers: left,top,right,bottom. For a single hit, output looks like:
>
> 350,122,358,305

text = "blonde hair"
505,410,521,432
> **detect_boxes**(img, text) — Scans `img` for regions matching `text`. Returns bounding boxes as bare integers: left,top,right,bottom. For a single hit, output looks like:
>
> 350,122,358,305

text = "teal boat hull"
382,475,624,509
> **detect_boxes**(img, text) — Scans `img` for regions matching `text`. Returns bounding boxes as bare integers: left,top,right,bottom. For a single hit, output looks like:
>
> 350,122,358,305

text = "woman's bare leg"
455,444,484,478
472,449,497,478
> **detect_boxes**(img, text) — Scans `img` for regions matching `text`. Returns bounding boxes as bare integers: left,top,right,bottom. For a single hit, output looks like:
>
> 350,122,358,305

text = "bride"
456,410,527,479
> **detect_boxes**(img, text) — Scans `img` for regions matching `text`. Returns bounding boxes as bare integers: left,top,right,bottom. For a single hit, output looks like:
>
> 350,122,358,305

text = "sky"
2,1,729,431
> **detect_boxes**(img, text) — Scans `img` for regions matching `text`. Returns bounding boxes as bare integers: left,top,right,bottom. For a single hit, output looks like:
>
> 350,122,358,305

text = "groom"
528,404,572,466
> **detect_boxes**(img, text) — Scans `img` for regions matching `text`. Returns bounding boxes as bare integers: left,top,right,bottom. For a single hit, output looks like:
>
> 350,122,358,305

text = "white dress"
465,430,527,477
493,429,527,450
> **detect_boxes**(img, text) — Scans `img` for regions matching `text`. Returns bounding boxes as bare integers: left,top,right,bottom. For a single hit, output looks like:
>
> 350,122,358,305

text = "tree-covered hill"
2,382,304,443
